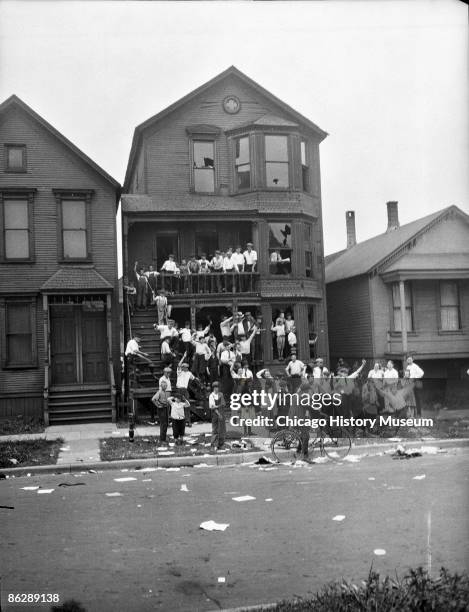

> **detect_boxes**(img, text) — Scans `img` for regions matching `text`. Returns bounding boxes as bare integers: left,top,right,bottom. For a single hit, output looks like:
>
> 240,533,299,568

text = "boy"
151,380,171,441
167,392,190,445
208,382,226,450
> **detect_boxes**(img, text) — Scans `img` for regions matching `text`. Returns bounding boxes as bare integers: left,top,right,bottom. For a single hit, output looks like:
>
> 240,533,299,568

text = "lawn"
100,430,260,461
0,417,45,436
0,438,64,469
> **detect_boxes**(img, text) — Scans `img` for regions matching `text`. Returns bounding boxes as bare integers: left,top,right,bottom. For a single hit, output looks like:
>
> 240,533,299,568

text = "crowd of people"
124,242,259,309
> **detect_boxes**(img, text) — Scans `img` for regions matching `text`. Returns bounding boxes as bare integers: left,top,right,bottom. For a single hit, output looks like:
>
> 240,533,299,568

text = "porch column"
123,216,129,280
261,303,273,362
399,279,408,355
294,302,308,361
190,300,196,330
42,294,50,427
106,294,116,422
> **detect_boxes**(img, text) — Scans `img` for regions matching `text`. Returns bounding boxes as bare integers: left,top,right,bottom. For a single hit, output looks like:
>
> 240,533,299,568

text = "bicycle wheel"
271,429,302,463
321,427,351,460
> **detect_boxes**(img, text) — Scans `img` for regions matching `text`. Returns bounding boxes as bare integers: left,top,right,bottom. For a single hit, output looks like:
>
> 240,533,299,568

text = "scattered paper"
59,447,70,452
343,455,361,463
88,469,98,474
106,492,122,497
217,577,226,583
194,463,211,468
137,504,142,508
112,431,121,435
413,474,426,480
158,451,175,456
140,467,158,473
142,479,152,482
265,498,273,502
374,549,386,556
37,489,54,494
368,477,375,481
180,484,189,492
332,515,346,521
21,486,39,491
166,467,180,472
200,520,229,532
114,477,137,482
120,469,129,472
232,495,256,502
8,458,18,464
259,467,278,471
312,456,329,464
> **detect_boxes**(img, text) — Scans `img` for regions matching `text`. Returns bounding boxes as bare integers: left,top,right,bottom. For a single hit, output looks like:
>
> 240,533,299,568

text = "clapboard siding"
326,274,373,359
0,102,120,412
369,275,391,358
0,394,43,419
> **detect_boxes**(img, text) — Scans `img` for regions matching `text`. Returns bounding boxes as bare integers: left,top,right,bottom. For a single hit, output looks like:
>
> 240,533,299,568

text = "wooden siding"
0,105,120,401
369,274,391,358
327,274,373,360
0,393,43,419
409,216,469,255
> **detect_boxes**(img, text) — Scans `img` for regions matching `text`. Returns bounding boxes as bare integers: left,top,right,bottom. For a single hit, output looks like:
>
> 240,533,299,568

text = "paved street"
1,449,468,611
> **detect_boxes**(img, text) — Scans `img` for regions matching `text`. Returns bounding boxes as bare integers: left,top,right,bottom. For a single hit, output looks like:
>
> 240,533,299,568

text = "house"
0,95,121,424
121,66,329,403
325,202,469,382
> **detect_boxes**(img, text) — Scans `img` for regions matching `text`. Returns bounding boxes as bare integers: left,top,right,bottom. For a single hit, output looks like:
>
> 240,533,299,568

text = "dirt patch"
0,438,63,468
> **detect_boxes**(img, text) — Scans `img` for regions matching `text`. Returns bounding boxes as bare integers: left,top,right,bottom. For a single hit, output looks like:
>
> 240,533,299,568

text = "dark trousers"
156,406,169,441
287,375,301,393
172,418,185,439
176,387,191,424
414,386,423,416
211,410,226,448
136,281,147,308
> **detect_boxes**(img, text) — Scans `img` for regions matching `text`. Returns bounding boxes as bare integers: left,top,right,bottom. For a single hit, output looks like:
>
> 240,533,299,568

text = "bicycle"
271,421,351,463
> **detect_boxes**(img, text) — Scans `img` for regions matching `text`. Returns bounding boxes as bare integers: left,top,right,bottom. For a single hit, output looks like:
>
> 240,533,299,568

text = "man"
238,326,258,366
405,356,424,416
176,356,196,426
179,321,194,361
287,325,297,357
198,253,211,292
167,391,190,445
220,314,235,340
134,261,148,310
154,289,168,325
285,353,306,393
145,264,159,304
161,254,179,292
232,245,245,292
222,249,236,292
158,367,172,392
125,335,155,374
243,242,257,272
154,320,179,349
160,335,176,369
209,382,226,450
210,250,224,292
151,380,171,441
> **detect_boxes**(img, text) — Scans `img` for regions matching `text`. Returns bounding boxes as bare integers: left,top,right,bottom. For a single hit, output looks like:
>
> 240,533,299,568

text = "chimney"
345,210,356,248
386,201,400,231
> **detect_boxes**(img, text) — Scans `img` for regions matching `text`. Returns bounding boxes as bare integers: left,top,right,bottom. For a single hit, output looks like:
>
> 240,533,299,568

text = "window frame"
189,137,217,195
391,282,414,332
54,189,93,263
0,296,37,369
439,280,461,331
301,139,310,192
233,134,252,193
268,220,293,276
0,188,36,262
264,134,291,190
4,144,27,173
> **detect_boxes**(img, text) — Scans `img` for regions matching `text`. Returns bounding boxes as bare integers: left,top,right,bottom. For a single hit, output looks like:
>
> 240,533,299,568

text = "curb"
210,604,278,612
1,437,468,478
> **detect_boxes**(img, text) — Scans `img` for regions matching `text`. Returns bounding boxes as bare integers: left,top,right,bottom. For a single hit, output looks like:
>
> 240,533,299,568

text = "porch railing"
148,271,260,296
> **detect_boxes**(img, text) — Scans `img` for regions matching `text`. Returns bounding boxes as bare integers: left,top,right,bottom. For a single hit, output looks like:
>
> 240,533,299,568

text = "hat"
163,367,171,373
212,382,219,388
247,242,253,246
181,362,189,368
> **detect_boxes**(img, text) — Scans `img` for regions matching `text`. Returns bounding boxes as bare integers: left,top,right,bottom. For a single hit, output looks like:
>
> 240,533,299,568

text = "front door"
50,305,108,385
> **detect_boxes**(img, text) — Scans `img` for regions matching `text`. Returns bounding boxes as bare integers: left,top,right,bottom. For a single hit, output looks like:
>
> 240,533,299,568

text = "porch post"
399,279,408,356
106,293,116,422
42,294,50,427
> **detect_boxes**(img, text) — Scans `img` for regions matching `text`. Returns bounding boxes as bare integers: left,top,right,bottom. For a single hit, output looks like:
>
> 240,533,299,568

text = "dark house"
121,66,329,400
325,202,469,381
0,95,120,424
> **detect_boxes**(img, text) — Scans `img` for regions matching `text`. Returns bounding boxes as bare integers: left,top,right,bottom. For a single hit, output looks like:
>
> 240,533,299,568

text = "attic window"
193,141,215,193
5,144,27,172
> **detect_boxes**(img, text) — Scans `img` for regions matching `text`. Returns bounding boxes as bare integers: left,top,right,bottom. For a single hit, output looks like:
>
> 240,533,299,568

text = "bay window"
265,135,289,188
235,136,250,190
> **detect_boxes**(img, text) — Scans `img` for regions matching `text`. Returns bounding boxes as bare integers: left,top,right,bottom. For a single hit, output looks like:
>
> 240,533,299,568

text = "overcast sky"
1,0,467,256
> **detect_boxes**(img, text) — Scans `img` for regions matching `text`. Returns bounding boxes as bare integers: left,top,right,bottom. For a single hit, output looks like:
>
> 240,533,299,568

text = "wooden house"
121,66,329,401
0,95,120,424
325,202,469,381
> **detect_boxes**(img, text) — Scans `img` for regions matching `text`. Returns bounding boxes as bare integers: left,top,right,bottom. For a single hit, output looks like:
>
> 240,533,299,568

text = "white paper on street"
114,477,137,482
232,495,256,502
200,520,229,531
106,492,122,497
413,474,426,480
37,489,54,494
332,515,346,521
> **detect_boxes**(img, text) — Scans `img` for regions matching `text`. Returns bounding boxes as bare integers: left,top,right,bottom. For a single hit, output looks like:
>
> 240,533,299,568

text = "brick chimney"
346,210,356,248
386,201,400,231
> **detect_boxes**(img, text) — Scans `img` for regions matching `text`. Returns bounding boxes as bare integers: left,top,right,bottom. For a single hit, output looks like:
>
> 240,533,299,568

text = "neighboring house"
121,65,329,398
0,95,121,424
325,202,469,379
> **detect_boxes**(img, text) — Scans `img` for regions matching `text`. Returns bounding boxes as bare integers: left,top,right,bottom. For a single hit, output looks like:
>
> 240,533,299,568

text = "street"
1,449,468,611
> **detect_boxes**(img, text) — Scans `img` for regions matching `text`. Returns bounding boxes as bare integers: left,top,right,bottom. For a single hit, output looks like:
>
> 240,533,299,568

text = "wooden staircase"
48,384,113,423
129,310,163,394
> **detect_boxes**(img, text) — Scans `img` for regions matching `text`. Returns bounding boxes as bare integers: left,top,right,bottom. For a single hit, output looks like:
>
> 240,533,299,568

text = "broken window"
265,135,289,187
235,136,250,190
193,141,215,193
269,222,292,275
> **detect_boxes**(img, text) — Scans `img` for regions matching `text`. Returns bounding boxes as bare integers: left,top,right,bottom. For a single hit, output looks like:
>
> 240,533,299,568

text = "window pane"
5,230,29,258
404,283,412,307
305,251,313,277
301,141,306,165
236,165,250,190
194,168,214,192
63,230,87,258
7,334,32,364
392,283,400,307
440,281,458,306
4,200,28,228
265,135,288,161
236,137,250,165
7,147,24,169
266,162,289,187
441,307,459,330
7,303,31,333
193,142,214,168
62,200,86,229
269,223,292,249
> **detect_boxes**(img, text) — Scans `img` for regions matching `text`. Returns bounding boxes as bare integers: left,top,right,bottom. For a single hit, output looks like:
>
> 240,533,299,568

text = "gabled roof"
325,205,469,284
41,267,113,292
123,66,327,191
0,95,120,199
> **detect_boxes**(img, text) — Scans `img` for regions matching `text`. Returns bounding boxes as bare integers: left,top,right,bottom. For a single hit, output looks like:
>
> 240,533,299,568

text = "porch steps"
48,387,112,424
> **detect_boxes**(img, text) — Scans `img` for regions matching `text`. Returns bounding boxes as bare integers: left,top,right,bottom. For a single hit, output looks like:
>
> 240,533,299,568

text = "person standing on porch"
161,254,179,293
220,314,235,340
243,242,257,272
209,382,226,450
271,318,286,360
160,336,176,369
405,356,424,416
222,249,236,292
154,289,168,325
134,261,148,310
210,250,224,292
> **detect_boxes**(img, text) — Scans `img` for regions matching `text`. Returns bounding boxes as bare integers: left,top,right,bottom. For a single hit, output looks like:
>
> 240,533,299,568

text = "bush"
269,567,469,611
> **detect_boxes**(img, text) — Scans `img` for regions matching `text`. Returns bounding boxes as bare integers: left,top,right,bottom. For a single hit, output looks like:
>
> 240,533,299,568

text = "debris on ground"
374,549,386,555
232,495,256,502
200,520,229,532
37,488,54,494
413,474,426,480
180,484,189,492
105,492,122,497
254,456,274,465
114,477,137,482
332,515,346,521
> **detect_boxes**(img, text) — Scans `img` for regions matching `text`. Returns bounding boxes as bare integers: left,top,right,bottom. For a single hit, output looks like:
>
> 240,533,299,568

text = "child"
271,317,286,360
208,382,226,450
287,325,297,356
168,391,190,444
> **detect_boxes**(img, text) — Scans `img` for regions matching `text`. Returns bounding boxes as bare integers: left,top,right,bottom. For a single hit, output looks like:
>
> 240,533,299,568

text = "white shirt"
179,328,192,342
161,260,178,273
284,319,295,332
220,319,233,337
176,369,194,388
219,349,235,364
208,391,224,410
168,398,187,420
232,252,245,269
287,331,297,346
383,368,399,384
243,249,257,265
195,343,211,358
368,369,384,380
211,255,224,270
159,375,172,391
125,339,139,356
161,340,172,355
223,256,235,271
271,324,285,337
239,339,252,354
286,360,305,376
406,362,424,379
239,367,253,379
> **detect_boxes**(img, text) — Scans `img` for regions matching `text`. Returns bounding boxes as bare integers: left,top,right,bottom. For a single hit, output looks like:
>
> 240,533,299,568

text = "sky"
0,0,467,258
